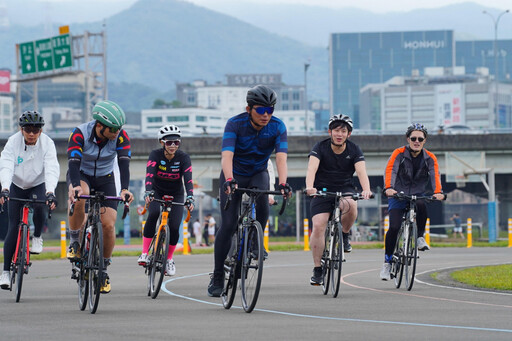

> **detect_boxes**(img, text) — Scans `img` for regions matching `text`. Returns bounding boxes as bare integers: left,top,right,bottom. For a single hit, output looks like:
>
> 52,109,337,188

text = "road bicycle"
138,194,191,299
390,192,444,291
222,187,287,313
0,194,52,302
69,190,129,314
307,190,371,298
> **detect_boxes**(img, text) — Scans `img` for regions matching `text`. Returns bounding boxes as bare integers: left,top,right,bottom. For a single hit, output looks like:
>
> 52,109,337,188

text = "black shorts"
310,185,356,216
67,171,119,210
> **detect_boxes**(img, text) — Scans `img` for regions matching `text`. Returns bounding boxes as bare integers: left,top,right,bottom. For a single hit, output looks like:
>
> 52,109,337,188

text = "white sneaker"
31,236,43,254
0,271,11,290
380,263,391,281
137,253,148,266
165,259,176,276
417,237,430,251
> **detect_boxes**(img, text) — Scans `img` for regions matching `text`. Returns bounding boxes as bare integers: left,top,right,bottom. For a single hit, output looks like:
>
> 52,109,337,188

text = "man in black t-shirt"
305,115,372,286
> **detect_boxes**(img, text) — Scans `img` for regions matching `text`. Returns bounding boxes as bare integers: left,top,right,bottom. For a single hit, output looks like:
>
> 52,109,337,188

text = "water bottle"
85,227,91,251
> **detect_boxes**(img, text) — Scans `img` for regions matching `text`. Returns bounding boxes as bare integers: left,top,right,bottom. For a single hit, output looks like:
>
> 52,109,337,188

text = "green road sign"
35,38,54,72
52,34,73,69
19,41,36,74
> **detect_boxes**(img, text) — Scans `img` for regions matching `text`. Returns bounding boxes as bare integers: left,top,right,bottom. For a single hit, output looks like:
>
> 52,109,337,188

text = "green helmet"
92,100,126,129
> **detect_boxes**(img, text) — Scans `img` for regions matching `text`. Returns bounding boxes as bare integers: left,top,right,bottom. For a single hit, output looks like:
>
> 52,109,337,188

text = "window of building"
282,104,289,110
147,116,163,123
293,104,300,110
282,92,289,101
292,91,300,101
196,115,207,122
167,116,189,122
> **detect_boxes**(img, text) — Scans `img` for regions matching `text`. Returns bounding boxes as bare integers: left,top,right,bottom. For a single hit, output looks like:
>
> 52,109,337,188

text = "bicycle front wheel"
241,221,263,313
392,223,405,289
15,224,28,302
78,227,89,311
149,225,170,299
330,224,343,298
321,223,331,295
404,222,418,291
222,232,238,309
88,223,103,314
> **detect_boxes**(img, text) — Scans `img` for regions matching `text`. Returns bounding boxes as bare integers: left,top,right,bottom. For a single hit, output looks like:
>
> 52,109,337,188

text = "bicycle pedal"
342,259,346,262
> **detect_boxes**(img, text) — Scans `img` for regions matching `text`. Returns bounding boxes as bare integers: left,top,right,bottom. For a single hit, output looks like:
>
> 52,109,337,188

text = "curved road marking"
161,272,512,334
341,268,512,308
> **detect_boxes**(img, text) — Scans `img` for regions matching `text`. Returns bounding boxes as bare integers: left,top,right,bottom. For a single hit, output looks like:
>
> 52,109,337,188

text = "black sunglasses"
410,137,425,142
163,139,180,147
22,126,41,134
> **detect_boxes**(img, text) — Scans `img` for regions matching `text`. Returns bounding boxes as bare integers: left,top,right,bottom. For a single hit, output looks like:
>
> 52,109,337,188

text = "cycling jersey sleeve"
117,129,131,190
0,135,15,189
67,127,84,187
274,120,288,154
144,150,159,192
221,118,237,153
182,154,194,197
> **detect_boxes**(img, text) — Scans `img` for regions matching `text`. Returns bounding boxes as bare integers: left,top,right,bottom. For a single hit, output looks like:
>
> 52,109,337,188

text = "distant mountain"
201,1,512,46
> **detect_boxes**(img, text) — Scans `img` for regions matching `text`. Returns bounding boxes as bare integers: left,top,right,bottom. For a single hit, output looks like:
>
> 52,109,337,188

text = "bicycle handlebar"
69,192,130,218
138,195,192,219
224,187,288,216
1,196,53,219
304,189,375,201
392,192,447,201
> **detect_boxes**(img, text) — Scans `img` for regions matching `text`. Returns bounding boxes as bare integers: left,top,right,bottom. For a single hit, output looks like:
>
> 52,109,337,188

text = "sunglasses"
22,126,41,134
253,106,274,115
410,137,425,142
109,126,121,133
163,139,180,147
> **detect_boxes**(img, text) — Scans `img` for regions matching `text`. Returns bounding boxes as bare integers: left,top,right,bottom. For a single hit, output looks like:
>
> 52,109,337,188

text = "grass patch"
450,264,512,291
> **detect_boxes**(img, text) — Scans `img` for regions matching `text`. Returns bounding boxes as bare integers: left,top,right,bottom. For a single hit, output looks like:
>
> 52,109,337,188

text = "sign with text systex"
19,33,73,75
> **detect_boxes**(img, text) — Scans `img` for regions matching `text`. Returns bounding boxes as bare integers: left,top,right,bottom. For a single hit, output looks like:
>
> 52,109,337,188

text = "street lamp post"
483,9,509,128
304,62,310,135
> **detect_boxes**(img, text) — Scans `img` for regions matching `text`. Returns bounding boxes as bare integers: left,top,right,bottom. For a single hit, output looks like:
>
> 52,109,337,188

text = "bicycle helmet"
158,124,181,140
328,114,353,131
406,123,428,138
92,100,126,130
19,110,45,127
246,85,277,107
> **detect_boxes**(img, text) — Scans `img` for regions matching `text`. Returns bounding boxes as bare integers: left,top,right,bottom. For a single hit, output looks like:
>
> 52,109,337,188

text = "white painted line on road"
161,272,512,334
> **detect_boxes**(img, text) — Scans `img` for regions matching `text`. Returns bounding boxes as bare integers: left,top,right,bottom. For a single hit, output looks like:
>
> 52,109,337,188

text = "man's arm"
0,136,15,191
275,152,288,186
43,137,60,194
305,156,320,195
354,161,372,199
221,150,234,181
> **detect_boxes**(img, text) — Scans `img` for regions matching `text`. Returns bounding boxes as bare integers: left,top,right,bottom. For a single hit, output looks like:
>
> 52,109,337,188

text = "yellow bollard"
383,215,389,249
425,218,430,246
467,218,472,248
264,220,269,252
303,218,310,251
508,218,512,248
183,220,190,255
60,221,67,258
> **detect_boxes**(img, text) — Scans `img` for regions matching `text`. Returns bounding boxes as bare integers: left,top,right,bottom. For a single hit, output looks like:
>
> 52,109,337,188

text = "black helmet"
406,123,428,138
246,85,277,107
328,114,353,131
19,111,45,127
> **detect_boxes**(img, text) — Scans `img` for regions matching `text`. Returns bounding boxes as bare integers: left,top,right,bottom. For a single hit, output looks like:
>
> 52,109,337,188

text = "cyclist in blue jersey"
66,100,134,294
207,84,292,297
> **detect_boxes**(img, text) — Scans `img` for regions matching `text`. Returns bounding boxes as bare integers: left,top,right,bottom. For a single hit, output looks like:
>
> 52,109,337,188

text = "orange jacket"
384,146,442,195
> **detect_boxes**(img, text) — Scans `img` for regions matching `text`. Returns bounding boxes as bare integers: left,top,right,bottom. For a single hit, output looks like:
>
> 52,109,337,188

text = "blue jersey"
221,112,288,177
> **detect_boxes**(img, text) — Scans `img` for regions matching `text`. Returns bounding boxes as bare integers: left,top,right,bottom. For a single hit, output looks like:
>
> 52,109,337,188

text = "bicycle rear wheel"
78,227,89,311
15,224,28,302
404,221,418,291
241,221,263,313
330,224,343,298
149,225,170,299
222,233,238,309
88,223,103,314
321,223,331,295
392,224,405,289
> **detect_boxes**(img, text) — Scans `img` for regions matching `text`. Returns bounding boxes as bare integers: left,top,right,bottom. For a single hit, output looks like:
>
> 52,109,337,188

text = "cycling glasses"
409,137,425,142
253,106,274,115
22,126,41,134
163,139,180,147
109,126,121,133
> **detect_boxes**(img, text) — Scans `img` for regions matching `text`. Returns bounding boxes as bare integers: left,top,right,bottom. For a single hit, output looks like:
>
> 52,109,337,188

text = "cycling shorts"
67,171,118,210
310,185,356,216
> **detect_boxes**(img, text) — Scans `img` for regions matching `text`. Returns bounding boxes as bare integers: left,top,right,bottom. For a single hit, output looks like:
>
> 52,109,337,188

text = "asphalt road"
0,248,511,340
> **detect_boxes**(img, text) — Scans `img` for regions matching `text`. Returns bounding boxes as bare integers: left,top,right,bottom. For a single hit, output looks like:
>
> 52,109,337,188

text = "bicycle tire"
330,224,343,298
78,227,89,311
222,233,238,309
321,223,331,295
392,223,405,289
150,225,170,299
146,237,156,297
15,224,28,302
241,221,264,313
88,222,103,314
405,221,418,291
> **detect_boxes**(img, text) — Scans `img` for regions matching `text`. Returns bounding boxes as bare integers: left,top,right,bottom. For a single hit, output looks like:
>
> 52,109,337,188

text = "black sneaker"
207,272,224,297
310,266,323,286
342,232,352,253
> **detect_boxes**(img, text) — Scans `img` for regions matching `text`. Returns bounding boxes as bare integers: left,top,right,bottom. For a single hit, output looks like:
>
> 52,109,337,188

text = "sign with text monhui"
18,33,73,74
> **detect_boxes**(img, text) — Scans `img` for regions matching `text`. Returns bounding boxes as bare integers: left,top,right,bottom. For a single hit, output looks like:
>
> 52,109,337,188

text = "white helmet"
328,114,353,131
158,124,181,140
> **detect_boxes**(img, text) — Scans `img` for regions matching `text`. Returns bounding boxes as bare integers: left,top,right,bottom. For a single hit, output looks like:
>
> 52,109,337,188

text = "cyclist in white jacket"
0,111,59,289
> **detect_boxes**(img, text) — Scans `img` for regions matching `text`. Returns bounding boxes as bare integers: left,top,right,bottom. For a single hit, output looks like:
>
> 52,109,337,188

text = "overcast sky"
40,0,511,13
